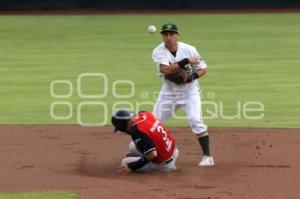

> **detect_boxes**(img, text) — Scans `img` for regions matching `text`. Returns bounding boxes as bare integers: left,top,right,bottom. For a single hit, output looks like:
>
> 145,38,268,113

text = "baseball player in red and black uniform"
112,109,179,175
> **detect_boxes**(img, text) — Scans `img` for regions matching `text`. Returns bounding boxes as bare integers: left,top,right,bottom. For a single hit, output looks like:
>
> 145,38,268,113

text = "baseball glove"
165,64,194,85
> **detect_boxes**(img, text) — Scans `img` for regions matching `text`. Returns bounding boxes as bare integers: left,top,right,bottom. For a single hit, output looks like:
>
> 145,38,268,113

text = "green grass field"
0,14,299,128
0,191,78,199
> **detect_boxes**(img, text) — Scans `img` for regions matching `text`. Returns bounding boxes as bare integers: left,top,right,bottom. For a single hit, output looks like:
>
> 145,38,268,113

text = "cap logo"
167,24,172,29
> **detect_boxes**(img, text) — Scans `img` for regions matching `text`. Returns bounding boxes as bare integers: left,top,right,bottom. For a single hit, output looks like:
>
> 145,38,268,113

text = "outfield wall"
0,0,299,10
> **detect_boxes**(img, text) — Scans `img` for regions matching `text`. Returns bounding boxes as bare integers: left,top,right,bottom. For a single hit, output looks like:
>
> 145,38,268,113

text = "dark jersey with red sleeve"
129,111,176,163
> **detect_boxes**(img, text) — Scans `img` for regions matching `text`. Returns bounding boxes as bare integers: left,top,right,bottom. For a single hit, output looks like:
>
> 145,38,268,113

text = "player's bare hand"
117,165,132,175
188,58,199,65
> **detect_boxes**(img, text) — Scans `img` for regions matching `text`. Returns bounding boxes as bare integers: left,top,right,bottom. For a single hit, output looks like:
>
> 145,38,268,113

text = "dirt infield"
0,126,299,199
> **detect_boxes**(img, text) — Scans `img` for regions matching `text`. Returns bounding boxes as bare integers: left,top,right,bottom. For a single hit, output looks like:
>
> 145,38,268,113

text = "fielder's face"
162,31,179,48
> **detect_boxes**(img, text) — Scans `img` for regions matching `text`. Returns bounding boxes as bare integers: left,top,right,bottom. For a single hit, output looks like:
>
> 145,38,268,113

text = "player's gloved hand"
173,74,184,85
177,58,189,69
186,72,200,83
117,165,132,175
178,58,200,69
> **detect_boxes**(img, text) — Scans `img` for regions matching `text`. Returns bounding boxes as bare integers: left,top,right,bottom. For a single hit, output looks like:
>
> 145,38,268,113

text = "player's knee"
121,157,140,166
128,141,137,153
189,119,201,128
121,158,128,166
196,131,209,138
190,122,208,135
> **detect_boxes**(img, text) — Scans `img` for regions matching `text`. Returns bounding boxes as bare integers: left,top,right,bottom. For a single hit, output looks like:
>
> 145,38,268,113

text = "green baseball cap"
160,23,178,34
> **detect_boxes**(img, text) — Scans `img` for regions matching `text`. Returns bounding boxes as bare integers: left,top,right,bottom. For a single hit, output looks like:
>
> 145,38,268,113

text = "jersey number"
157,125,172,151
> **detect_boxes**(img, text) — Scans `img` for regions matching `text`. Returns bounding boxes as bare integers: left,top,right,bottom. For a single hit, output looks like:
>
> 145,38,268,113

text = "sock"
198,135,211,156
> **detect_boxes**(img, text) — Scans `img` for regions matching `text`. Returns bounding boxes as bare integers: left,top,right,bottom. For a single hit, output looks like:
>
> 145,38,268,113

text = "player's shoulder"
130,116,148,139
152,42,166,54
179,41,196,51
130,111,149,127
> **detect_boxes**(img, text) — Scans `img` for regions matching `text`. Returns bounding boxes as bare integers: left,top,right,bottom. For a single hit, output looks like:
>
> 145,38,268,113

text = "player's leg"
121,148,179,172
121,142,155,172
183,93,207,133
121,157,140,166
153,148,179,172
121,157,155,172
126,141,141,157
152,93,174,123
151,148,179,172
182,93,214,166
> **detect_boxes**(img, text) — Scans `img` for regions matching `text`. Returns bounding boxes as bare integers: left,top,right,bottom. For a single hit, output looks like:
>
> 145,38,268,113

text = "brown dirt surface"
0,125,299,199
